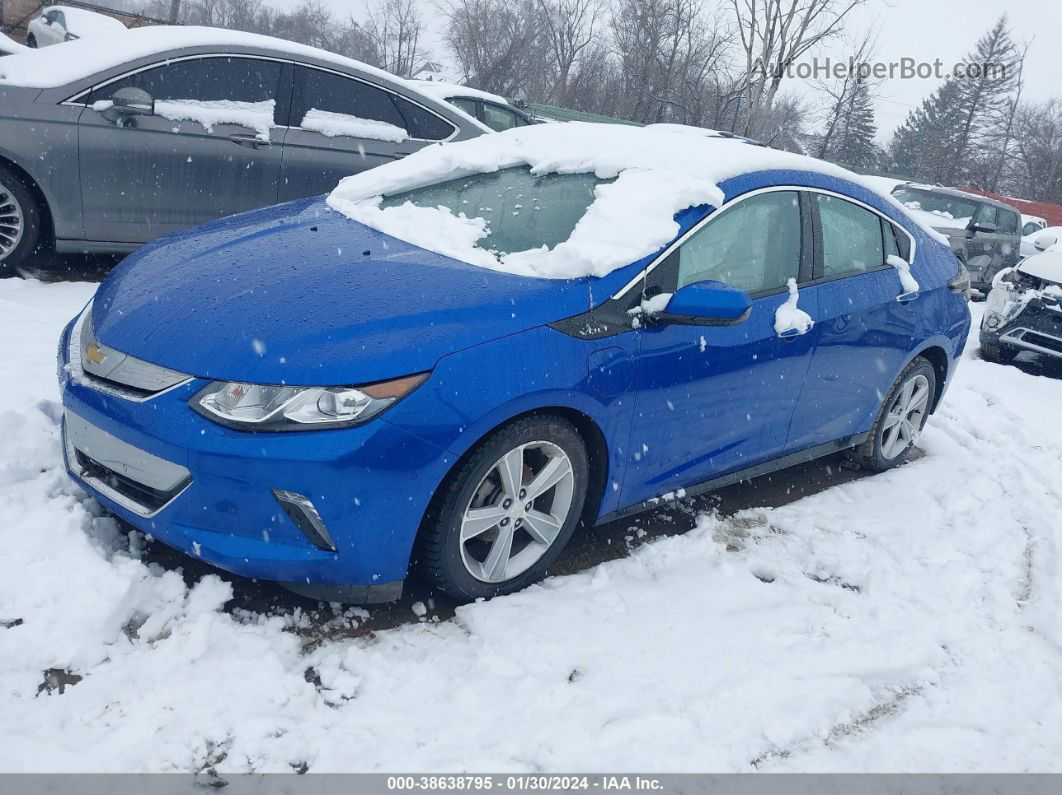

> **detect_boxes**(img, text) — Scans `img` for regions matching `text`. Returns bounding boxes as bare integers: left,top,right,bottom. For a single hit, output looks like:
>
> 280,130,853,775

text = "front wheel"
850,357,936,473
420,415,589,602
26,34,37,48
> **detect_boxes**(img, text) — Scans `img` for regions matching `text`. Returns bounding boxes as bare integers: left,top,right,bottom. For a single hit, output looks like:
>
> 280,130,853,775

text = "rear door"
786,191,920,451
77,55,289,243
277,65,457,202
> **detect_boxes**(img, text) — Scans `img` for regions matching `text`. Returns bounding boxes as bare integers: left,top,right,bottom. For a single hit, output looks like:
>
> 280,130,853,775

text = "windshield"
892,188,978,227
380,166,606,257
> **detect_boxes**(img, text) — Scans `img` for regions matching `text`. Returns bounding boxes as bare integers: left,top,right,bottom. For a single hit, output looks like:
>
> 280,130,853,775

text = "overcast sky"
288,0,1059,142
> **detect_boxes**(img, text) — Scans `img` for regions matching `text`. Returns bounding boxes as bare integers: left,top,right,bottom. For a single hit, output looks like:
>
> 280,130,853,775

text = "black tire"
849,357,937,473
27,34,37,48
419,415,590,602
0,163,46,276
980,342,1017,364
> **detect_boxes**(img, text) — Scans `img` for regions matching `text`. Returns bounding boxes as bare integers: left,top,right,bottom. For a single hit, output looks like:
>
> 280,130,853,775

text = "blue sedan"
58,125,971,603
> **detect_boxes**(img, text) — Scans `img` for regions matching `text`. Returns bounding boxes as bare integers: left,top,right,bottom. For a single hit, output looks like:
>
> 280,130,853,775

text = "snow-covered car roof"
328,121,946,280
0,25,402,89
406,79,510,107
47,6,127,37
0,32,29,55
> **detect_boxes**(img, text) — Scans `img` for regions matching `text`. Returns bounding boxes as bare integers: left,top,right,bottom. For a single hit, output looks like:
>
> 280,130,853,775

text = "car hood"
91,197,593,386
1018,251,1062,286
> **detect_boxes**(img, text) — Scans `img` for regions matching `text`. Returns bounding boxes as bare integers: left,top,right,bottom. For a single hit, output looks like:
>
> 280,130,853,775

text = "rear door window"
815,194,885,278
482,103,521,132
997,210,1019,235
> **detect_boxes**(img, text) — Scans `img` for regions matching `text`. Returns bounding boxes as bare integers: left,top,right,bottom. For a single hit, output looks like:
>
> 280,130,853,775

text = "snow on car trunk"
2,278,1062,772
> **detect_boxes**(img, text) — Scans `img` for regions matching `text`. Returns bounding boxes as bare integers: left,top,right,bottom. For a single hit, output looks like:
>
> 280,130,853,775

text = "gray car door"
77,55,289,244
277,65,457,202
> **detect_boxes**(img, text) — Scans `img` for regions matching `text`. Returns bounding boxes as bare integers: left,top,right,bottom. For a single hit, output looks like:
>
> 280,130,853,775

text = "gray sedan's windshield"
381,166,606,256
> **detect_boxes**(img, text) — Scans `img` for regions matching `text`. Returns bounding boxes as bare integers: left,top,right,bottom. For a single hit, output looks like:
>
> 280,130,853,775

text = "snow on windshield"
300,109,407,142
328,122,948,280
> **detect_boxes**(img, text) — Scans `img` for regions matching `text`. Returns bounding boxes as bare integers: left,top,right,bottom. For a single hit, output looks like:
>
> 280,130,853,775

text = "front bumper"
980,296,1062,360
58,320,453,596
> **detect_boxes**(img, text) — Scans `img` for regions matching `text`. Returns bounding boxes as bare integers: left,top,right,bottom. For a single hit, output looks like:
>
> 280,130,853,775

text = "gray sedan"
0,26,486,272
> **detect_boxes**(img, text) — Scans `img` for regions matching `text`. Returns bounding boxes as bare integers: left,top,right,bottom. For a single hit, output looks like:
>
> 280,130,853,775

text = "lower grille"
64,410,191,518
74,449,187,514
1023,331,1062,355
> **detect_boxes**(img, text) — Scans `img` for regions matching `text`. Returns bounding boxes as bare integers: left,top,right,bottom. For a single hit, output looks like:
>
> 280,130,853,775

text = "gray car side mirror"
101,87,155,124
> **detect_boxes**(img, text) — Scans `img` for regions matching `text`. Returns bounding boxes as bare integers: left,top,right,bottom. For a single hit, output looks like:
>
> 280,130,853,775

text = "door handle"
390,151,416,159
228,134,271,149
896,291,920,304
777,326,808,340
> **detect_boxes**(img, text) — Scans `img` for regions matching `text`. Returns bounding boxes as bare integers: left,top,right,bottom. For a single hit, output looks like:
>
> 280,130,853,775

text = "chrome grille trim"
69,307,194,402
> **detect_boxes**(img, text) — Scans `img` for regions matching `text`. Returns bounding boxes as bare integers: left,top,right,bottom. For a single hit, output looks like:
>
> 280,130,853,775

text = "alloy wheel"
459,440,576,583
880,373,930,460
0,178,25,263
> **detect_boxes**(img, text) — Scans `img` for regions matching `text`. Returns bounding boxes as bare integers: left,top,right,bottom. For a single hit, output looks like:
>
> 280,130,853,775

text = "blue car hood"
92,198,594,386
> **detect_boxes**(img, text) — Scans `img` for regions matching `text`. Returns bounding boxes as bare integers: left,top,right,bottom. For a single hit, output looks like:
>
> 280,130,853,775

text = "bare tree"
729,0,868,137
537,0,605,104
444,0,551,97
366,0,426,77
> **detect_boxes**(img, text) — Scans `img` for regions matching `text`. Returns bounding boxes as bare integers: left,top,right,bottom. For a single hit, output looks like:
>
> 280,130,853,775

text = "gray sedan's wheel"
850,357,937,473
0,165,44,275
420,415,589,602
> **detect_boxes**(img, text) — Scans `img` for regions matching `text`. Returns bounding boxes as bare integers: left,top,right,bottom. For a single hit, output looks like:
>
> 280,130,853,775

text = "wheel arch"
911,343,950,413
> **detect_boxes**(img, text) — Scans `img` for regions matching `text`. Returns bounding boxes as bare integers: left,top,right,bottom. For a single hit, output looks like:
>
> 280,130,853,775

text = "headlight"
192,373,427,431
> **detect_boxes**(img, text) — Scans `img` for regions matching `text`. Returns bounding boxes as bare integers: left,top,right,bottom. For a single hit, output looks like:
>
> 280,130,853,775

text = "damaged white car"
981,250,1062,363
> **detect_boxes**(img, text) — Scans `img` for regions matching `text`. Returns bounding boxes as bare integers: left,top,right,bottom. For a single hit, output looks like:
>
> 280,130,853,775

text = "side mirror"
1034,234,1058,252
654,280,752,326
968,220,998,235
101,87,154,123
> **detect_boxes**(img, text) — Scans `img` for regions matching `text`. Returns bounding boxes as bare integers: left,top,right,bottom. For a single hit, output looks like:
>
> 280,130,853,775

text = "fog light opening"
272,489,337,552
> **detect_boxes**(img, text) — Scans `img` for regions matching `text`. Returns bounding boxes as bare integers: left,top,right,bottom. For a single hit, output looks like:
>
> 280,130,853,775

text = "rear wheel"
0,164,45,276
850,357,936,473
420,415,589,602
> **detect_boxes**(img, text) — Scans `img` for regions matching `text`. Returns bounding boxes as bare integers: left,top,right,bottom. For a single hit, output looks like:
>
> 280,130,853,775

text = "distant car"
58,123,970,603
1022,214,1047,237
26,6,126,48
1020,221,1058,259
891,183,1021,295
981,250,1062,364
0,32,30,56
0,26,486,272
408,80,538,132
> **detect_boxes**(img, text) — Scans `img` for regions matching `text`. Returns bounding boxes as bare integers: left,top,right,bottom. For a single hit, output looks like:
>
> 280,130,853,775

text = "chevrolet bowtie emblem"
85,343,107,365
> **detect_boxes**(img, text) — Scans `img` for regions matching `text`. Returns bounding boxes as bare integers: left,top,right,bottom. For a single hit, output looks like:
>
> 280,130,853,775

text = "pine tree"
890,16,1018,185
829,80,879,169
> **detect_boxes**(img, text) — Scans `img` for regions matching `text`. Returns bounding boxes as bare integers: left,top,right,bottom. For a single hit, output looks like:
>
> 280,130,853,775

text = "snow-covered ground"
2,276,1061,773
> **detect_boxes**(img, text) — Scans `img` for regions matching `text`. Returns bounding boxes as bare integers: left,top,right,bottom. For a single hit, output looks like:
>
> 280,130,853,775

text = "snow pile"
4,279,1062,772
888,254,920,294
300,109,408,142
153,99,276,141
774,278,814,335
328,123,946,280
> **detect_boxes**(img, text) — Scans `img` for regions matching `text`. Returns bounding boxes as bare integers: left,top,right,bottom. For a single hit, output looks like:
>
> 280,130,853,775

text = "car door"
621,189,817,506
277,65,457,203
77,55,289,243
786,191,920,451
